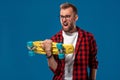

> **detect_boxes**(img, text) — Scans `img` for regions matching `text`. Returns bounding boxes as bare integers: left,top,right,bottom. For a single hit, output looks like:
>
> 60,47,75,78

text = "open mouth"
63,22,68,26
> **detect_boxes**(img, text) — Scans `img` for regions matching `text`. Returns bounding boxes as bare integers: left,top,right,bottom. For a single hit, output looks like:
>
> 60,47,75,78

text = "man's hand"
41,39,52,57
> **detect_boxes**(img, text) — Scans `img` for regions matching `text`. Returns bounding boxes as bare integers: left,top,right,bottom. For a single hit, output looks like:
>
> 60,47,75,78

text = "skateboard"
27,41,74,59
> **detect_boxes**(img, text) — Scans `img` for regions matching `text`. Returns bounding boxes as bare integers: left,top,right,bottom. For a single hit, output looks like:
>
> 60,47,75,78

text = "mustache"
63,22,68,26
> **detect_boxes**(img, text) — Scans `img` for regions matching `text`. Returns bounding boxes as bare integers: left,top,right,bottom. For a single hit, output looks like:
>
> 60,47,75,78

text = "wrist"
45,50,52,55
46,53,53,59
45,50,52,58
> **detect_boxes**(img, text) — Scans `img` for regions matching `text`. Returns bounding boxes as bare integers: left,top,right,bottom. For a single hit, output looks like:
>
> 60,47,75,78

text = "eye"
60,15,71,19
66,15,71,18
60,15,64,18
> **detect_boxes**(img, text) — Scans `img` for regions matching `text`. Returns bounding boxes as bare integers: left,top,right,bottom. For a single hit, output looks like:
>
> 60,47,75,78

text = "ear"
75,14,78,21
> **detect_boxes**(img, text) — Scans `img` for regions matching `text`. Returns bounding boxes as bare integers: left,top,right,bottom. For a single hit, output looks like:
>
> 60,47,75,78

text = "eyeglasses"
60,15,71,19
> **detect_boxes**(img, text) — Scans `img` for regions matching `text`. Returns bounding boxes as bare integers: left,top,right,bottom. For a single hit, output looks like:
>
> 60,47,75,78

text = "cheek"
72,17,76,22
69,17,75,22
68,19,75,24
67,19,72,23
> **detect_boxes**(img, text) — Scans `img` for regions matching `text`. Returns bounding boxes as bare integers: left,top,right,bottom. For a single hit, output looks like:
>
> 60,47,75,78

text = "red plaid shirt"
50,27,98,80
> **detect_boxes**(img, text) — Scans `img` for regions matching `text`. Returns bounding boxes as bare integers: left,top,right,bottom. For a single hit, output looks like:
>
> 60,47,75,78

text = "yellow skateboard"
27,41,74,59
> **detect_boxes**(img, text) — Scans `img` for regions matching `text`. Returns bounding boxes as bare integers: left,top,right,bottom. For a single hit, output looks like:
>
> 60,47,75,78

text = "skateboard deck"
27,41,74,55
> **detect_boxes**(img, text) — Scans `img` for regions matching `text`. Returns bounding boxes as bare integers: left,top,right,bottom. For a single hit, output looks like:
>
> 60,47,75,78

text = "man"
42,2,98,80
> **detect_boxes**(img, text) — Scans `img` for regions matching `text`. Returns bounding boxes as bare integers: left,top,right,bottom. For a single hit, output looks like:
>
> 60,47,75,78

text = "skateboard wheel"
58,53,65,59
28,51,35,56
56,43,63,49
27,41,33,47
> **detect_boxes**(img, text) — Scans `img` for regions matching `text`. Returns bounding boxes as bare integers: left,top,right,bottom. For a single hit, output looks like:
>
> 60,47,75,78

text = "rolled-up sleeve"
89,35,98,69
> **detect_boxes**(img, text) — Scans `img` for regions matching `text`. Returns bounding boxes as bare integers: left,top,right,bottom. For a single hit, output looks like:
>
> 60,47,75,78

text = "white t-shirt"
62,31,78,80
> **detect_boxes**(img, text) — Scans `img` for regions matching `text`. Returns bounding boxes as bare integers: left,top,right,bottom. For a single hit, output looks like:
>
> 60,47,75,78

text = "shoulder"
77,27,94,38
50,30,63,42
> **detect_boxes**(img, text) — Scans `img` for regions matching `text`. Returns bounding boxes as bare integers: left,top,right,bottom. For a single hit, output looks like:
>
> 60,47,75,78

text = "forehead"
60,7,74,15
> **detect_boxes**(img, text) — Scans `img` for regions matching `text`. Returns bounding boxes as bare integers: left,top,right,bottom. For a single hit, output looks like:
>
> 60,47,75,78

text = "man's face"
60,7,78,32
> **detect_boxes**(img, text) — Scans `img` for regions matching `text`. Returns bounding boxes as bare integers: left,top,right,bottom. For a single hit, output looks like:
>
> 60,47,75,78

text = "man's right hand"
41,39,53,57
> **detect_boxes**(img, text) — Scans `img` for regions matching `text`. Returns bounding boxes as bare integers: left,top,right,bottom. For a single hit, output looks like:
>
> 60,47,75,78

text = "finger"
41,42,44,49
46,39,52,43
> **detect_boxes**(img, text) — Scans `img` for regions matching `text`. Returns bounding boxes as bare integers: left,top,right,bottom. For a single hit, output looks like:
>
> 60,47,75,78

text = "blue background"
0,0,120,80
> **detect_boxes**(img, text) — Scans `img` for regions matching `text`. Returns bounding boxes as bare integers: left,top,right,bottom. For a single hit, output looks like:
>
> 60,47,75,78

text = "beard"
62,22,75,33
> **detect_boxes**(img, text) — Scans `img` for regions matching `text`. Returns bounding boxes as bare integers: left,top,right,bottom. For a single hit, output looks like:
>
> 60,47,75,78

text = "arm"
42,39,64,75
89,68,97,80
46,51,58,71
89,34,98,80
42,39,57,71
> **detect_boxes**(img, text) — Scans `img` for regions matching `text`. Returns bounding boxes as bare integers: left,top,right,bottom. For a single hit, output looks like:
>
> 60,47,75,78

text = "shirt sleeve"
89,34,98,69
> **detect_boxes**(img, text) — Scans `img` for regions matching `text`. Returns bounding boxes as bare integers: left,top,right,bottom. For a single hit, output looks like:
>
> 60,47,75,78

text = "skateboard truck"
27,41,35,56
56,43,65,59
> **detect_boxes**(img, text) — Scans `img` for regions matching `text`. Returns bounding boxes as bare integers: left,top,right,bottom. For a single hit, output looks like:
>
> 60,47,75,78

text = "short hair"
60,2,78,15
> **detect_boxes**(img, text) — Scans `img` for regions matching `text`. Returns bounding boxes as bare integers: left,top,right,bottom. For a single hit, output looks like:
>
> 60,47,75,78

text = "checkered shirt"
50,27,98,80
